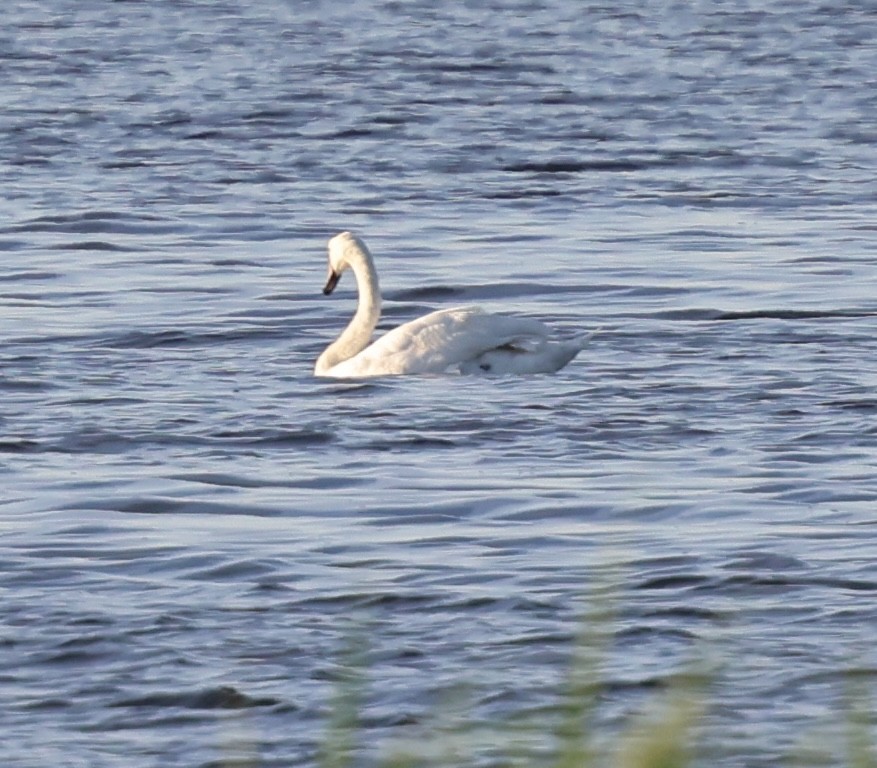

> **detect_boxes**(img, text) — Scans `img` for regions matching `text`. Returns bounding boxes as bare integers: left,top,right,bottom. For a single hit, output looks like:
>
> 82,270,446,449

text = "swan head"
323,231,371,295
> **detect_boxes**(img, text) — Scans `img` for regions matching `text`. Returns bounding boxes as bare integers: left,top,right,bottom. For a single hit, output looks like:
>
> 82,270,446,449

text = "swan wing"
459,331,596,375
325,306,550,378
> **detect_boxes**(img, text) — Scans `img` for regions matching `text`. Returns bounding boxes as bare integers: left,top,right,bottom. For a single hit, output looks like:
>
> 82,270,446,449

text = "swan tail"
459,328,598,375
572,327,600,349
550,327,600,369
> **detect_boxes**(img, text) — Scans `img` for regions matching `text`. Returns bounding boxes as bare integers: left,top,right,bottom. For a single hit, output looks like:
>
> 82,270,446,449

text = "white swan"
314,232,593,378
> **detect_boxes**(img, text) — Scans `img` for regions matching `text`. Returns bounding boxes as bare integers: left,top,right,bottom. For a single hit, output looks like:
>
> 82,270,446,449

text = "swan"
314,232,593,378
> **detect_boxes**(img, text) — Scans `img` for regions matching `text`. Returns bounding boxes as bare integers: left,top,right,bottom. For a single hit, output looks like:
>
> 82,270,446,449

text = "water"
2,1,877,766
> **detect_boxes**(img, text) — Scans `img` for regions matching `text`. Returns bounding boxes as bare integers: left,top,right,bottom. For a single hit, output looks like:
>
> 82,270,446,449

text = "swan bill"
323,269,341,295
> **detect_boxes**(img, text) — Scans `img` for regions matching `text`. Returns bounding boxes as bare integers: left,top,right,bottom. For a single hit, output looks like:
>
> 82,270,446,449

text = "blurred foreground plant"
317,593,872,768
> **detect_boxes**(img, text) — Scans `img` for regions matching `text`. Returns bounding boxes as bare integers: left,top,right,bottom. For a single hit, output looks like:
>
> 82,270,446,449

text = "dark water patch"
140,108,193,128
57,523,130,540
209,427,334,448
666,228,747,240
112,685,280,710
213,170,294,185
330,126,396,140
481,187,574,201
241,107,299,123
616,624,698,642
788,254,855,264
635,574,713,591
169,472,268,489
457,231,553,245
183,128,226,140
85,710,211,732
776,487,877,505
0,269,61,281
58,240,137,252
388,281,593,304
21,698,71,711
413,57,557,76
502,159,647,174
389,285,465,302
139,497,287,517
100,158,152,170
823,398,877,412
250,580,296,594
209,257,266,268
295,474,372,490
56,635,112,651
30,632,122,666
95,326,286,350
601,284,692,300
813,577,877,593
370,111,427,127
13,540,180,565
716,309,877,321
2,563,93,588
312,380,398,398
653,308,877,322
603,676,673,695
723,551,808,572
491,627,573,649
642,605,728,622
39,647,108,665
7,210,179,236
741,480,803,496
361,503,477,525
762,450,853,466
485,187,566,200
357,591,451,610
187,558,282,581
171,472,362,490
2,291,118,310
292,591,441,614
51,428,205,455
711,574,804,596
136,285,235,296
0,438,41,453
64,396,147,407
715,574,877,594
0,376,56,392
364,435,460,451
98,497,288,517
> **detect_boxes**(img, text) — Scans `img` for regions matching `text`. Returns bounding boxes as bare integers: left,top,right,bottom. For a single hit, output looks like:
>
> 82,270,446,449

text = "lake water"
2,1,876,766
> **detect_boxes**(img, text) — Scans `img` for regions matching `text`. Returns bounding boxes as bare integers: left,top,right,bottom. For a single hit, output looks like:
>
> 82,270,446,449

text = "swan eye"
480,363,491,372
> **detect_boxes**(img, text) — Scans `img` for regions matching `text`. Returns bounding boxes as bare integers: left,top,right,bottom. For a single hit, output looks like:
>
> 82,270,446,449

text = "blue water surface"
2,2,877,766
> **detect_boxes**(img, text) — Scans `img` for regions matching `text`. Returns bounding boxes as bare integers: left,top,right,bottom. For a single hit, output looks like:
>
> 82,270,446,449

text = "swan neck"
315,246,381,375
351,248,381,323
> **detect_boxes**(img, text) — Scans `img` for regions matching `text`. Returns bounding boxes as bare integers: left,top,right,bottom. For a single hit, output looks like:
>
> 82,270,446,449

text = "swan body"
314,232,592,378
